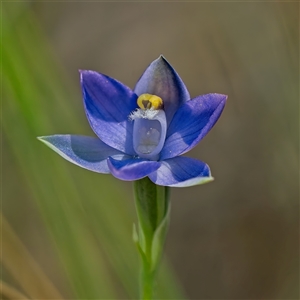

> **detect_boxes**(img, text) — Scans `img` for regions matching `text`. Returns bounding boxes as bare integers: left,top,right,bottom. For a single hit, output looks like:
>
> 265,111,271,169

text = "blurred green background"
2,1,298,299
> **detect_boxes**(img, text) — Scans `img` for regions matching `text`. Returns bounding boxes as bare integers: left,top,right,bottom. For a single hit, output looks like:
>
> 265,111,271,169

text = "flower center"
130,94,167,160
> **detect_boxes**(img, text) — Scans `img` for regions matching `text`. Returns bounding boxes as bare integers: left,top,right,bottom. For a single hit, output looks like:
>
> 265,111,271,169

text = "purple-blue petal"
148,156,213,187
134,56,190,124
160,93,227,160
107,157,161,181
80,70,138,155
38,135,127,174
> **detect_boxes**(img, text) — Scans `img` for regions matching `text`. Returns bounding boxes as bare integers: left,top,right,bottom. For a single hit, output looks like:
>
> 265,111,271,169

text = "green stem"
141,261,155,299
133,178,170,300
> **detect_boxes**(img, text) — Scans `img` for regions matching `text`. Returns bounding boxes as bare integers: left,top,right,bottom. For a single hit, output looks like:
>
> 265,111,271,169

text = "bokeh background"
2,1,299,299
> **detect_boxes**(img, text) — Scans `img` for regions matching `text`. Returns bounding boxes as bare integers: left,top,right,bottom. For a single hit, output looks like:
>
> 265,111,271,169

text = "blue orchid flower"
38,56,227,187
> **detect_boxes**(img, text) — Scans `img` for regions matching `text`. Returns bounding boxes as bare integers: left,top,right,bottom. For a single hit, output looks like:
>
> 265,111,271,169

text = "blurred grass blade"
0,280,29,300
2,4,118,299
1,214,63,299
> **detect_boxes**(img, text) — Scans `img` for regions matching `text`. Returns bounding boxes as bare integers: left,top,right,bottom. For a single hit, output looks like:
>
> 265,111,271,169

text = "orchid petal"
148,156,213,187
108,157,161,181
161,93,227,160
38,135,127,174
134,56,190,124
80,70,137,155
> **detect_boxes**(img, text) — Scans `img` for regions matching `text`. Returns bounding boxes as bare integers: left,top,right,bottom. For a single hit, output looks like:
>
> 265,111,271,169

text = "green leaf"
151,196,171,272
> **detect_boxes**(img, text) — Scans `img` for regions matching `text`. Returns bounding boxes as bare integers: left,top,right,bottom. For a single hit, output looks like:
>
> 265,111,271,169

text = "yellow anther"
137,94,163,110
